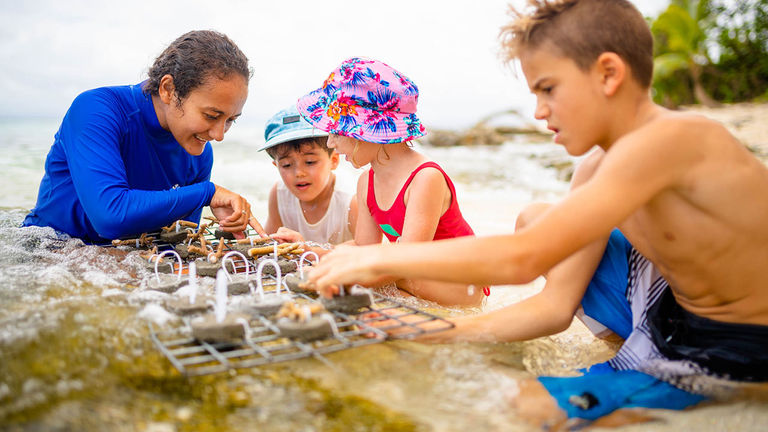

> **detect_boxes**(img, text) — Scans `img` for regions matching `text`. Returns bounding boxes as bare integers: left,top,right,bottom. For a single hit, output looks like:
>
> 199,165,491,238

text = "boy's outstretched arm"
422,155,613,342
366,155,613,341
308,123,689,292
309,190,621,290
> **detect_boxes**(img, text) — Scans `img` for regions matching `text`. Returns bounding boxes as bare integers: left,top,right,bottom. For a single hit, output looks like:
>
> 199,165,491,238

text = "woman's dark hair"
143,30,251,105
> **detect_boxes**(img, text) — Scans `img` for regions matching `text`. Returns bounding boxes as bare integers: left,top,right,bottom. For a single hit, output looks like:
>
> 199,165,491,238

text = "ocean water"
0,118,766,431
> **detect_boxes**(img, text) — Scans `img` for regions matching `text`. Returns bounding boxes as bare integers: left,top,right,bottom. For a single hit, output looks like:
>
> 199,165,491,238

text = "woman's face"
155,74,248,156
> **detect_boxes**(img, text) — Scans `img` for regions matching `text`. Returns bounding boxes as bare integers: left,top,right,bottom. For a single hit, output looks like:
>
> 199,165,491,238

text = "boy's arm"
421,262,593,342
264,183,282,235
309,121,692,290
384,153,612,342
353,170,384,245
270,226,305,244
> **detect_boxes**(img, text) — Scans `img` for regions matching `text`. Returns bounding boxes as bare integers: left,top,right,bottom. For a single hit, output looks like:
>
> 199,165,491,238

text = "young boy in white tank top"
260,105,357,249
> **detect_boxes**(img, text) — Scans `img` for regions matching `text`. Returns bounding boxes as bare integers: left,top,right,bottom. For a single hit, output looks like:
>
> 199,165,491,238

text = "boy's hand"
209,184,268,239
270,227,305,244
307,243,383,293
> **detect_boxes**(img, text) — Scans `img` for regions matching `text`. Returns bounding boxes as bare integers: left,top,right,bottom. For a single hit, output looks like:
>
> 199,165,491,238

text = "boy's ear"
272,160,277,168
595,52,626,97
158,74,176,104
330,151,340,170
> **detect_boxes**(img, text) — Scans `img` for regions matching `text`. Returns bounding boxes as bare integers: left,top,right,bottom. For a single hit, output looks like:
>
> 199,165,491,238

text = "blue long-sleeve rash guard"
23,83,217,244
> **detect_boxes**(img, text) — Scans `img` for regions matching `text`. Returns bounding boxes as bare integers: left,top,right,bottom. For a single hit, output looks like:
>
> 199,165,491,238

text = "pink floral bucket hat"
296,57,426,144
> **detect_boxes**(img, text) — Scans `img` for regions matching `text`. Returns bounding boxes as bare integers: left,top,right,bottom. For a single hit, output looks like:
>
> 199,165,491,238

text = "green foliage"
705,0,768,102
650,0,768,106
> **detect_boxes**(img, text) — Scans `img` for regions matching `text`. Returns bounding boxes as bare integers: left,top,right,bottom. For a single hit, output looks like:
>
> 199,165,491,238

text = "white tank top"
276,181,354,245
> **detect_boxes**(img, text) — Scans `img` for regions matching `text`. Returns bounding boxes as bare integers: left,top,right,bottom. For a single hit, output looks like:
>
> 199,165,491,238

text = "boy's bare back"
598,108,768,325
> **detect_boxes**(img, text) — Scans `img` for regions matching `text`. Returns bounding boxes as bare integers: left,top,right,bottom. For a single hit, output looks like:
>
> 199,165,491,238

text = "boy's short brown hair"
500,0,654,88
265,136,333,160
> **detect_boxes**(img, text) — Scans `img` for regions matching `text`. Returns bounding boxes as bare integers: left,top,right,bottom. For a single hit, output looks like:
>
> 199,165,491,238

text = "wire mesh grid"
149,311,386,376
114,224,455,375
129,228,296,278
149,291,455,376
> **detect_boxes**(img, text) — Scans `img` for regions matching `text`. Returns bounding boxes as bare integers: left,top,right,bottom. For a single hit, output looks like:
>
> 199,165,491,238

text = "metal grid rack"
118,224,456,376
149,292,455,376
122,226,297,278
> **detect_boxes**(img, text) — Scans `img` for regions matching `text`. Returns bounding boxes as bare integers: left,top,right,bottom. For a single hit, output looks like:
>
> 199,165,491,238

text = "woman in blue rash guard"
23,30,268,244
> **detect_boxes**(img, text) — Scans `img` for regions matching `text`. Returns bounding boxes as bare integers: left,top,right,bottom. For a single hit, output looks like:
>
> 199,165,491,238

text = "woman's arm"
64,91,215,240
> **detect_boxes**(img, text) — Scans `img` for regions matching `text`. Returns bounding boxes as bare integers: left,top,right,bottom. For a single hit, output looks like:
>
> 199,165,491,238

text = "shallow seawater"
1,119,767,431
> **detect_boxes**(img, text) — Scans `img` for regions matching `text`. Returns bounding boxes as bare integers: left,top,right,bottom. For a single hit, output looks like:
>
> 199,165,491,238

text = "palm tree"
652,0,720,106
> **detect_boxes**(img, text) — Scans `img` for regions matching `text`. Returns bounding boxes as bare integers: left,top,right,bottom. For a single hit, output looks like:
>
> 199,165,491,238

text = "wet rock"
175,243,189,259
284,273,315,295
144,260,176,274
237,295,287,317
253,258,297,276
191,313,251,342
147,276,188,293
214,229,236,240
229,241,275,256
225,274,253,295
194,260,237,278
227,244,254,255
321,291,372,314
159,229,190,244
276,315,334,342
166,295,212,315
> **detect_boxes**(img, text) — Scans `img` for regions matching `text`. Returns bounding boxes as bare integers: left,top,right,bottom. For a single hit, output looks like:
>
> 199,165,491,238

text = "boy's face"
520,46,607,155
273,143,339,203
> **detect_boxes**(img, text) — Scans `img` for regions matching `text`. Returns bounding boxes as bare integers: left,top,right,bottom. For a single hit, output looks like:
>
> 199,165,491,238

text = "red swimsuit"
367,161,473,241
366,161,490,296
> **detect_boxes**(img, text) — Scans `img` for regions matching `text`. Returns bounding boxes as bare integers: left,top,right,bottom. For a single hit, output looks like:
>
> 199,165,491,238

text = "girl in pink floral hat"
297,57,487,307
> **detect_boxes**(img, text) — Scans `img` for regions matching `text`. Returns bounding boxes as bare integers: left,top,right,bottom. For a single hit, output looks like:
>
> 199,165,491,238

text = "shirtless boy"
307,0,768,425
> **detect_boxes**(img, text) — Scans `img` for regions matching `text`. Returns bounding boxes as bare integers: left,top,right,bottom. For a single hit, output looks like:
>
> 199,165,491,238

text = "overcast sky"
1,0,669,130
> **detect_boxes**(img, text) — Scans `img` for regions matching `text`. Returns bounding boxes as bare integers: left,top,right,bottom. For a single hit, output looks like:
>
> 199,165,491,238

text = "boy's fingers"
318,284,339,299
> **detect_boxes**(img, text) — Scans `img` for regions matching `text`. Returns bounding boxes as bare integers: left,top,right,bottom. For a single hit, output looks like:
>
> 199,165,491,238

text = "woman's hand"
209,184,268,239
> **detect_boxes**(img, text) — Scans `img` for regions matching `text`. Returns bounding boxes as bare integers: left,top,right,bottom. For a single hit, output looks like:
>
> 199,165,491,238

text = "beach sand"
680,102,768,160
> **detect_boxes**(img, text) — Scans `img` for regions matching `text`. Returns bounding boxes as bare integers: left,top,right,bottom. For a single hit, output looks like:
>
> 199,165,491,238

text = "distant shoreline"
423,102,768,157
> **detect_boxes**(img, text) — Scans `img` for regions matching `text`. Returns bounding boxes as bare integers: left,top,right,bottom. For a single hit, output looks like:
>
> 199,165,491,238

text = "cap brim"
297,89,427,144
257,127,329,152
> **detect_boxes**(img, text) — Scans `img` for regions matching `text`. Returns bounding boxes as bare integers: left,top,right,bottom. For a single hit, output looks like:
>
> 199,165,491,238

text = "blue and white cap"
259,104,328,151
